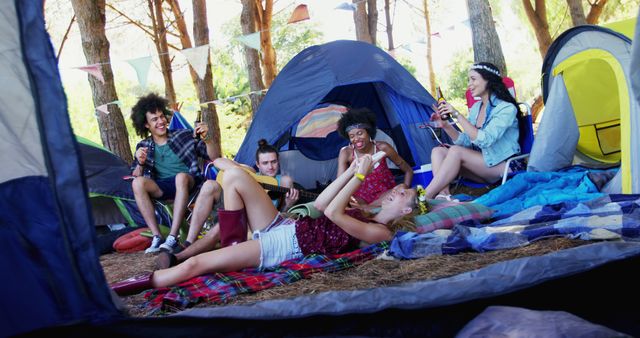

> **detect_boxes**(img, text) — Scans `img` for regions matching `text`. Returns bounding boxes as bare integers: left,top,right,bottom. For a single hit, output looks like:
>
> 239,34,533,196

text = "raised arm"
314,159,356,212
324,154,392,243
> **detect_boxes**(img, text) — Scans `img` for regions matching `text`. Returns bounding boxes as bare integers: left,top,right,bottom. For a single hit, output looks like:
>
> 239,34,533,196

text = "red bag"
113,227,152,253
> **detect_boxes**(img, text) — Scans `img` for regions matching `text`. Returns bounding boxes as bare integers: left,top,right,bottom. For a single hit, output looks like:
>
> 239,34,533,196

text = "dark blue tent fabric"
235,40,440,166
0,2,120,336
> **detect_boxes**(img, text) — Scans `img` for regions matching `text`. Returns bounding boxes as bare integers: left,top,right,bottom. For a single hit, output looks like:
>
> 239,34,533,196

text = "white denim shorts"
253,214,303,270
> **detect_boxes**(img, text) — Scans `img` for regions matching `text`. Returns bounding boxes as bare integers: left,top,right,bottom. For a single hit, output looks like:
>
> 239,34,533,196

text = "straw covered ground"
101,237,588,317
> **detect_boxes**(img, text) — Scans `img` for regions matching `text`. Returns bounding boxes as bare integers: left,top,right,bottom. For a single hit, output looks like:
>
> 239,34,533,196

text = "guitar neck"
259,183,318,200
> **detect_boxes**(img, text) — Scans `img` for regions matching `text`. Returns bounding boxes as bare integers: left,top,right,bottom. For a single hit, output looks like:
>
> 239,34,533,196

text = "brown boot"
217,208,248,247
111,272,153,296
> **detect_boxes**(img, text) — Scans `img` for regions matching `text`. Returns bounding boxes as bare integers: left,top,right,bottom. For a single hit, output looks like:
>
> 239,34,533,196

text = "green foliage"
445,48,474,102
396,56,417,77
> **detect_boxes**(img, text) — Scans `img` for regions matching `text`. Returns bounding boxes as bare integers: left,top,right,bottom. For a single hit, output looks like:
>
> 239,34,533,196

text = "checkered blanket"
390,195,640,259
143,241,389,313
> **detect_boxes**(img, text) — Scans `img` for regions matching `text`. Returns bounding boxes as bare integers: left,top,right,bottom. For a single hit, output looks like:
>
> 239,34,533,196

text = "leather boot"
111,272,153,296
217,208,248,247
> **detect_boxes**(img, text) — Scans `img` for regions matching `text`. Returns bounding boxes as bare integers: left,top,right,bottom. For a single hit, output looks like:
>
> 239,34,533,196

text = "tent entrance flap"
554,49,627,164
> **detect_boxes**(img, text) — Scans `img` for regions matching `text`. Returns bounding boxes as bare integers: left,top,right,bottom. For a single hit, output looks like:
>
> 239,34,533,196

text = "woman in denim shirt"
425,62,521,200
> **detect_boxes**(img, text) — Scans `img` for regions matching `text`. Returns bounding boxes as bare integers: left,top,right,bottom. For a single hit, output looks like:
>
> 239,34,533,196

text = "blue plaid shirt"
131,129,209,179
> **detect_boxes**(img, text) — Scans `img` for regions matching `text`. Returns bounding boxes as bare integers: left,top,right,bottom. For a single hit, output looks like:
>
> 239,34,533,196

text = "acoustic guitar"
215,168,319,200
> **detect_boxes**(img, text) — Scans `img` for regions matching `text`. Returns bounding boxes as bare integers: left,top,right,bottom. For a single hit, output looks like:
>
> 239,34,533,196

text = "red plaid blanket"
143,241,389,314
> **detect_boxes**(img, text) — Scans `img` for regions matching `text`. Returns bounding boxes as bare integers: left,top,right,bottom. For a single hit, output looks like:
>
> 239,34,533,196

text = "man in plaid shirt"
130,93,219,254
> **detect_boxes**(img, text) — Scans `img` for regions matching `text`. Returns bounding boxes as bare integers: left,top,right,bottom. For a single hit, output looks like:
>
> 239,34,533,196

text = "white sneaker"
159,235,178,253
145,236,163,254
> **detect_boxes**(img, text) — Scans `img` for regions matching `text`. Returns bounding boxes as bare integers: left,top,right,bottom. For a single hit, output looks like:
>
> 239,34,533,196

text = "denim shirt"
454,95,520,167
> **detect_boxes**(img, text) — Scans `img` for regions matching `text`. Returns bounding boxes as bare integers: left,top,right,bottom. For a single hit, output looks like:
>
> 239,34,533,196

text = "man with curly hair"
130,93,219,254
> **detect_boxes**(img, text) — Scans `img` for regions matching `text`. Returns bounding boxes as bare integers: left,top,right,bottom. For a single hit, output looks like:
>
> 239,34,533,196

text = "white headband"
470,64,501,77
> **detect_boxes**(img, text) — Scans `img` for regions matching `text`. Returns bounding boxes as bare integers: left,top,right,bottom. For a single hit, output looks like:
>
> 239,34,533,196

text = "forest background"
45,0,638,161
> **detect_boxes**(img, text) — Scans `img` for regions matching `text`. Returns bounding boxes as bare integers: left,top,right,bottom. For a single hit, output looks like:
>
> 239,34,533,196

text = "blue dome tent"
234,40,445,189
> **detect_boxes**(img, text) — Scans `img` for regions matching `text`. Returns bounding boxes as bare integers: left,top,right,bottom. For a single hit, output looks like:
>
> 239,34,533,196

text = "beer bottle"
436,86,452,121
194,110,202,140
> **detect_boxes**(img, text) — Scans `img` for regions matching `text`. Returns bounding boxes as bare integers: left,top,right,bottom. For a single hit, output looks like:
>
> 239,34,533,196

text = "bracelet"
354,173,366,181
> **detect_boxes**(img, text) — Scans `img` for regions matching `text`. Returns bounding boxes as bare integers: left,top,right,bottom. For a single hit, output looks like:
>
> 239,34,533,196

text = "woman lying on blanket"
111,153,425,296
426,62,523,200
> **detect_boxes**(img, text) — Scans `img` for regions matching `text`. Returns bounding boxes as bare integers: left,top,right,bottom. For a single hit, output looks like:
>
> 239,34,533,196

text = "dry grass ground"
101,237,588,317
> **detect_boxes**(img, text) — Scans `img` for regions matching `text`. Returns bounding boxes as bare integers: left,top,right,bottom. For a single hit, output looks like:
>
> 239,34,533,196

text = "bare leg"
425,146,505,199
151,239,261,288
430,146,452,196
132,177,164,237
168,173,195,237
221,167,279,232
185,180,221,243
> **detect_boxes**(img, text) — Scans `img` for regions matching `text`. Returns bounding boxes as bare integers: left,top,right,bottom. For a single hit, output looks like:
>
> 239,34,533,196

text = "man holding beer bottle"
129,93,220,254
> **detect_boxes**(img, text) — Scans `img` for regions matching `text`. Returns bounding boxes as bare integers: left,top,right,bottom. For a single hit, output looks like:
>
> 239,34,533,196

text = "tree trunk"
166,0,199,89
353,0,373,43
423,0,436,94
566,0,587,26
148,0,176,103
586,0,608,24
241,0,265,115
466,0,507,75
521,0,553,58
384,0,394,50
192,0,221,157
367,0,378,45
70,0,133,163
254,0,277,87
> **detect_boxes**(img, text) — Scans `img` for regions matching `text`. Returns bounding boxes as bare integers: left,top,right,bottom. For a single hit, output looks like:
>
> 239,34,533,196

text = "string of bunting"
82,2,468,114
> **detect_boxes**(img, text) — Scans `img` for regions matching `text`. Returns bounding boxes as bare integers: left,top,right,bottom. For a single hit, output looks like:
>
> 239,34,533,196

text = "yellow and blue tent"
530,18,639,193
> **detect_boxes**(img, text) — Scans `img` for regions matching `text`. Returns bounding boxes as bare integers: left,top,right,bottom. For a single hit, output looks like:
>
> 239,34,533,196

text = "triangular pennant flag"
180,45,210,80
430,32,441,38
461,19,471,28
236,32,261,51
95,103,109,115
288,4,310,24
126,56,152,88
77,64,105,84
335,2,356,11
401,44,413,53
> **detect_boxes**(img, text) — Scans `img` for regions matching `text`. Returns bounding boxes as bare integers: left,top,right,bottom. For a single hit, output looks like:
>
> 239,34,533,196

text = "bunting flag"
288,4,310,24
95,100,121,115
180,45,210,80
236,32,261,51
461,19,471,28
335,2,356,11
95,103,110,115
431,32,441,38
126,56,152,88
76,64,105,84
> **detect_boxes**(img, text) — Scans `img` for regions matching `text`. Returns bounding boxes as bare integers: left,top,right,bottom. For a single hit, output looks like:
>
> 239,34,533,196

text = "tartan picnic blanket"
390,195,640,259
143,241,389,313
